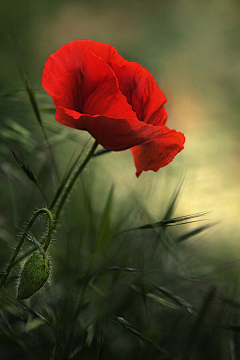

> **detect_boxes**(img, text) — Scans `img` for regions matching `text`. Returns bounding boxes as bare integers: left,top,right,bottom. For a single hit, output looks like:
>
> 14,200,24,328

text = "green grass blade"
9,146,36,183
8,35,59,181
116,316,169,357
95,185,114,252
155,285,195,314
182,286,216,360
120,212,209,233
18,300,54,328
146,292,178,309
176,222,215,242
163,180,183,221
8,35,42,127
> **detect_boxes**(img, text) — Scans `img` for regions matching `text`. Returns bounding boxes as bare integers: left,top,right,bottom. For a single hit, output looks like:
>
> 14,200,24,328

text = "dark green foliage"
1,131,238,359
0,88,238,360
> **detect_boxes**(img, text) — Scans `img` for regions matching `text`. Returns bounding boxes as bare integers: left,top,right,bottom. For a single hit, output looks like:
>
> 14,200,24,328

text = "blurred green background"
1,0,240,258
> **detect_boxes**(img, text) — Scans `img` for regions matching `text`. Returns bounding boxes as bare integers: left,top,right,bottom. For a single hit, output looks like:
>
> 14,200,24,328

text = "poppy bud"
17,252,50,300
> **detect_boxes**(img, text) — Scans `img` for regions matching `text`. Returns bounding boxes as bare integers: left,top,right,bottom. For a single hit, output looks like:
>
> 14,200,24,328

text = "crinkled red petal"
56,107,174,151
43,40,168,126
131,129,185,177
110,61,168,127
42,42,134,118
62,41,168,127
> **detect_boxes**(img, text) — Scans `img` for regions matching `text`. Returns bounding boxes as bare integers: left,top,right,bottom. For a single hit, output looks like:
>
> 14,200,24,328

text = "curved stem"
54,140,98,226
0,208,54,289
43,209,54,252
3,141,98,276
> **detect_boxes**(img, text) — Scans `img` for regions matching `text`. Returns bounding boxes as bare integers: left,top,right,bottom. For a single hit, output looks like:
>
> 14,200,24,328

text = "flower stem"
53,140,98,226
2,141,98,280
0,208,54,289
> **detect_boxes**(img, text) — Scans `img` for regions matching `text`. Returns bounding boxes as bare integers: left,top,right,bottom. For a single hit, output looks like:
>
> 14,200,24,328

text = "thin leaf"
86,323,95,347
8,35,42,127
116,317,169,357
155,285,195,314
132,284,177,309
146,293,178,309
8,35,59,180
17,300,54,328
95,185,114,251
9,146,36,183
120,212,209,233
8,146,47,201
24,319,44,332
163,180,183,221
0,289,53,328
2,118,37,147
182,286,216,360
108,266,158,273
176,222,215,242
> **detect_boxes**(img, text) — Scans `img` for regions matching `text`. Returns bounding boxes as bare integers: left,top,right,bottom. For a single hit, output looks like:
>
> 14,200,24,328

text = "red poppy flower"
42,40,185,177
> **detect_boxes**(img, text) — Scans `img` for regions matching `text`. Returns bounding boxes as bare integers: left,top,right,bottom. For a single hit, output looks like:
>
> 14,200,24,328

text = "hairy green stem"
0,208,54,289
3,141,98,279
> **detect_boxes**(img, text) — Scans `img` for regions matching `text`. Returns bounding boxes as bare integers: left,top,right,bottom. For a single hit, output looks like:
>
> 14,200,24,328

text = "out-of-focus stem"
53,140,98,226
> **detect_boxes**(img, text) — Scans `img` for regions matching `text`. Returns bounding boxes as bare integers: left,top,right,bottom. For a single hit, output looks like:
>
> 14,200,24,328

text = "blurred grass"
1,0,240,359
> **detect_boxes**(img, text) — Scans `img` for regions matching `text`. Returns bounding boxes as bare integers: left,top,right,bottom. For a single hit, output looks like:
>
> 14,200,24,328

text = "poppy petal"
43,40,168,128
131,129,185,177
108,60,168,127
42,43,85,111
72,41,168,127
55,106,176,151
42,42,135,118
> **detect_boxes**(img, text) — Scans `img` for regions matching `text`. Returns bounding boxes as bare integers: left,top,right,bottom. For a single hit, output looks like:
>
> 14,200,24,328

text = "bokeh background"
1,0,240,260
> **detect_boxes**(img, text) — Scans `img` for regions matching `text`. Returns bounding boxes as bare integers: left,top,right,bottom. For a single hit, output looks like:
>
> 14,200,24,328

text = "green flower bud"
17,252,50,300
